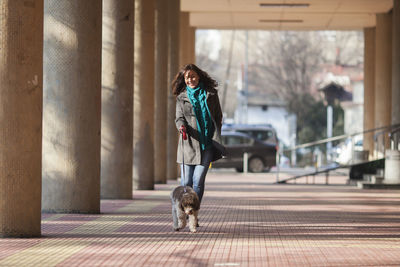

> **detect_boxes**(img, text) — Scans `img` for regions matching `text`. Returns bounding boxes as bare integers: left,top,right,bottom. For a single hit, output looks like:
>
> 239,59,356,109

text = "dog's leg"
188,211,198,233
194,210,199,227
177,208,187,230
172,204,179,231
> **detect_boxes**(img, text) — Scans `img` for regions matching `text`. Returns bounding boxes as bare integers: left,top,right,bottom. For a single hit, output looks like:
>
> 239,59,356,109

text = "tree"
250,31,326,100
253,32,328,144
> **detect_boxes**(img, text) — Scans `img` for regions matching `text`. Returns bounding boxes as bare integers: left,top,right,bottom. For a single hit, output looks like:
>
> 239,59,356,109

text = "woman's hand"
179,125,187,140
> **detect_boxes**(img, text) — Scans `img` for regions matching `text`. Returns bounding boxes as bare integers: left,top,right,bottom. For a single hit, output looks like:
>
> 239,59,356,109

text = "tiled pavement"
0,171,400,266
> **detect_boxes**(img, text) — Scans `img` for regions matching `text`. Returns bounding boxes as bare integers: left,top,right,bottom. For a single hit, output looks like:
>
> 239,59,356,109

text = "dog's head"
180,192,200,215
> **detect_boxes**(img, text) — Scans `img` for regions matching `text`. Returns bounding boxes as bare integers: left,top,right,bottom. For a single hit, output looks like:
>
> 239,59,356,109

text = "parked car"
212,131,277,172
221,123,278,146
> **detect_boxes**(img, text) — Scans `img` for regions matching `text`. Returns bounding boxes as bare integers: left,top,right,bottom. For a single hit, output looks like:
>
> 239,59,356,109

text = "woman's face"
184,70,200,88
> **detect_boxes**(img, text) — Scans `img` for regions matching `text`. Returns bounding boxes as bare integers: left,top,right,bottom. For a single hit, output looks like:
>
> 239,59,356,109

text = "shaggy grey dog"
171,186,200,233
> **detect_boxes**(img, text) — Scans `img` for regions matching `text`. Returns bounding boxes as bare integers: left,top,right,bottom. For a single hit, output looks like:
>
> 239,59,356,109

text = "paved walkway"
0,171,400,266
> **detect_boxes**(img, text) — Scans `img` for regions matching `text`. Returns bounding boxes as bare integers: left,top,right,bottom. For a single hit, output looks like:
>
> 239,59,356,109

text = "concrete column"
363,28,375,157
188,26,196,64
167,0,180,180
43,1,102,213
374,13,392,151
180,12,190,67
133,0,155,190
386,1,400,184
393,0,400,133
179,12,196,66
0,1,43,237
154,0,168,184
101,0,134,198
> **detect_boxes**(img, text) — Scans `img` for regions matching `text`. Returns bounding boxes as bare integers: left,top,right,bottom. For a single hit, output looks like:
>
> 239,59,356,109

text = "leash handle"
180,125,187,140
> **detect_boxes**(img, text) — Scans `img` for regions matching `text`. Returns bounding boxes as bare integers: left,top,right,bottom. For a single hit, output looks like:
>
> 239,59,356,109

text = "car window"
238,130,273,142
253,130,273,141
222,135,252,146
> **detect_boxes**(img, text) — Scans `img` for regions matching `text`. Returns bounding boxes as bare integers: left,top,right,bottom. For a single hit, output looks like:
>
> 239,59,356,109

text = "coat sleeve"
213,93,223,131
175,97,186,131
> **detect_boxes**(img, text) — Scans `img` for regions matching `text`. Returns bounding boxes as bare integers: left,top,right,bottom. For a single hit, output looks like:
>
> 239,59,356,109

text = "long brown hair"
172,64,218,96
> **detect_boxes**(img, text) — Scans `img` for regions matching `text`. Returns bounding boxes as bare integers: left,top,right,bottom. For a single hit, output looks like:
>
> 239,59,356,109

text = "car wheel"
248,157,264,173
235,167,243,173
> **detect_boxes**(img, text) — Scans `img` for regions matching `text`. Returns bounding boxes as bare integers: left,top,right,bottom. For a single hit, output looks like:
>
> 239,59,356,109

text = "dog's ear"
193,195,200,210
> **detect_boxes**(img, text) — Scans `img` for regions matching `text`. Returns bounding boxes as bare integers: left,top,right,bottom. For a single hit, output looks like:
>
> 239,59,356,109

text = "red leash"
181,126,187,193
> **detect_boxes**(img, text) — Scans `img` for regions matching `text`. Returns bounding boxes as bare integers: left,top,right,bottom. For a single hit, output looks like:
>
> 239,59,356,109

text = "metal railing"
389,127,400,150
276,123,400,183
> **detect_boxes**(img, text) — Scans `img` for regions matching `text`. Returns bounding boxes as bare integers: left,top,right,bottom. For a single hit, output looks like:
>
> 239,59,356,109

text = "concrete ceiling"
181,0,393,30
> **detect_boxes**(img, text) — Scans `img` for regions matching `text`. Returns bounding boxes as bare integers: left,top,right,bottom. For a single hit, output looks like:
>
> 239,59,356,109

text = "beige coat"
175,87,225,165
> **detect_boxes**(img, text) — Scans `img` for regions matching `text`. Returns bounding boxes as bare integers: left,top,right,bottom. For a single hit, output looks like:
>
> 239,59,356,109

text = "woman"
173,64,225,205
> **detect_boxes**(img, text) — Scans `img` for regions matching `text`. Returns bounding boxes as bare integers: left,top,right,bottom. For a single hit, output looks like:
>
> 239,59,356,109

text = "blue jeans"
180,148,213,204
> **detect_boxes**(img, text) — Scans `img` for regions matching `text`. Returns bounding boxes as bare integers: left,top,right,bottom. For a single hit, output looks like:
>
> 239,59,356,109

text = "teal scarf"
186,83,213,150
